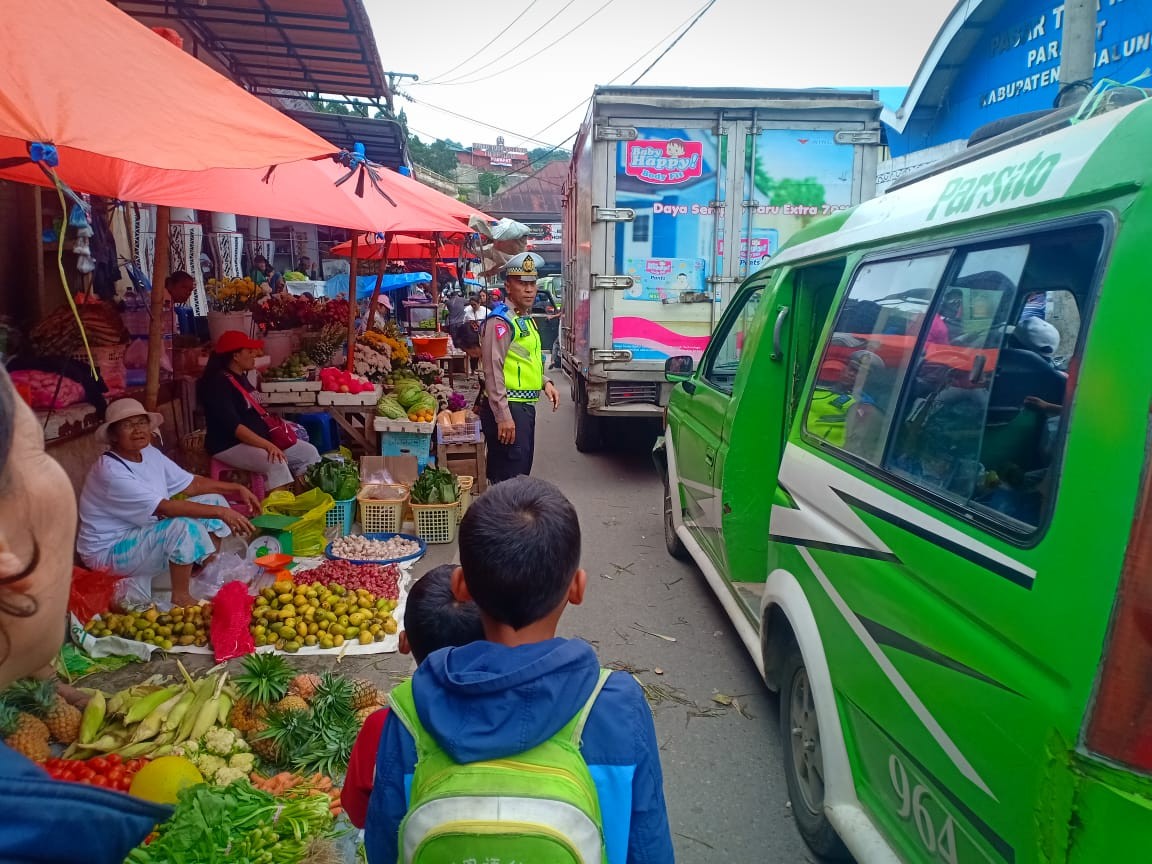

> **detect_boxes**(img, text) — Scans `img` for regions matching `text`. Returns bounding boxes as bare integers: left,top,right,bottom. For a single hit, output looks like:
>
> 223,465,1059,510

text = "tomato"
88,757,108,772
90,775,109,788
104,754,122,766
107,767,125,785
76,766,96,782
126,759,146,772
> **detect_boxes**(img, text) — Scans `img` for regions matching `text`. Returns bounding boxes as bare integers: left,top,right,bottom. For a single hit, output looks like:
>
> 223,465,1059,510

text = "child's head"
401,565,484,663
457,477,583,632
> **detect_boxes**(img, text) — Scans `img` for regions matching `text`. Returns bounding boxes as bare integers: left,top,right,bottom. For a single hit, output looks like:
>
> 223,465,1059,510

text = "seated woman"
76,398,259,607
198,330,321,491
0,370,171,861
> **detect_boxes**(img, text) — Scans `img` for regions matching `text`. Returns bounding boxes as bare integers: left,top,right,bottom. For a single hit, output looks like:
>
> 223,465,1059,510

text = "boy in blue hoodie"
364,476,675,864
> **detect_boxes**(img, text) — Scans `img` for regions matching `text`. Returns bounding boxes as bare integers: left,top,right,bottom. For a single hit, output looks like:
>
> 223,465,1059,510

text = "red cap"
213,330,264,354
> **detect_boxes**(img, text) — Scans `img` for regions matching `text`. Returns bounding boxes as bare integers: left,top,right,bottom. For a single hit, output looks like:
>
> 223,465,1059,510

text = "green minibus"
657,91,1152,863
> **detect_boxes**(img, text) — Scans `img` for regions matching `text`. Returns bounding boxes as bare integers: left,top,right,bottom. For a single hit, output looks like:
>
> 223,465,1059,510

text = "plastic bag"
189,552,261,602
262,488,334,557
113,578,163,613
209,580,255,662
68,566,123,625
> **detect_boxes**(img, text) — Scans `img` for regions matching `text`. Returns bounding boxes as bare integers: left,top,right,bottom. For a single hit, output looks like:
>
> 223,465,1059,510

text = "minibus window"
702,288,763,394
804,254,951,464
885,224,1102,532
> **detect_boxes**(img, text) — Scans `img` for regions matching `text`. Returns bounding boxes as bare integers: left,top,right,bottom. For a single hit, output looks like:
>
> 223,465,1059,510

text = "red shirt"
342,707,389,829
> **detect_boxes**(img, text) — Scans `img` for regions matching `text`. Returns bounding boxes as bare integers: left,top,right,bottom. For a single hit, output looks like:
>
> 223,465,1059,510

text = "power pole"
1058,0,1097,107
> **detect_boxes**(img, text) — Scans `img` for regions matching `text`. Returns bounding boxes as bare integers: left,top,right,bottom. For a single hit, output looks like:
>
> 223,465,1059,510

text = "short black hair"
403,565,483,662
458,477,581,630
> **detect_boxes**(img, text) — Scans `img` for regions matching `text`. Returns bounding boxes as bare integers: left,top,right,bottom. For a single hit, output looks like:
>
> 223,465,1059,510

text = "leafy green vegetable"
410,468,459,505
305,458,360,502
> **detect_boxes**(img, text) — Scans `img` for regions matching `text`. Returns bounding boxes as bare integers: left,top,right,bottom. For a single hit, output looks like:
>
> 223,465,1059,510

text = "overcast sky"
365,0,959,150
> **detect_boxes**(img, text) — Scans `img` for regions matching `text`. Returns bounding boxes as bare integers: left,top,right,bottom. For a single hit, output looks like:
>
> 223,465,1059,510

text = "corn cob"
130,691,184,743
125,686,181,725
176,676,216,743
187,673,228,742
163,690,196,733
79,691,106,745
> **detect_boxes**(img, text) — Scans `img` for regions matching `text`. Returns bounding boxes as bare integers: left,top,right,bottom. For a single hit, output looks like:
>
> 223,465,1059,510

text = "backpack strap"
388,679,438,761
567,668,612,747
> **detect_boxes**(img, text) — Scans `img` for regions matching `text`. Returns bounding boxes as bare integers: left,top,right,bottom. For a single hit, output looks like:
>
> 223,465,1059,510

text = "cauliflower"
213,766,249,786
173,740,200,759
193,753,226,779
204,727,238,757
234,736,251,753
228,752,256,774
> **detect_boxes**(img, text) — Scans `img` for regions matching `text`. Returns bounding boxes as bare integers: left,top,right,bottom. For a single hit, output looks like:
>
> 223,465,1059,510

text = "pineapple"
287,673,322,702
351,679,378,711
252,709,305,768
234,653,294,707
311,673,355,718
275,695,309,714
0,701,50,763
355,705,379,725
6,679,80,745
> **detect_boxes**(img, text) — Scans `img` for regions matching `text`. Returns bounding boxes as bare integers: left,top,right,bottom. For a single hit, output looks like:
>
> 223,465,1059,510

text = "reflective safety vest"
490,303,543,402
806,388,863,448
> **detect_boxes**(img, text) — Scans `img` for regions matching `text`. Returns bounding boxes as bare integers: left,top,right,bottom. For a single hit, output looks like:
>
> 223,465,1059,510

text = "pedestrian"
457,292,488,373
362,477,674,864
341,564,483,828
477,253,560,483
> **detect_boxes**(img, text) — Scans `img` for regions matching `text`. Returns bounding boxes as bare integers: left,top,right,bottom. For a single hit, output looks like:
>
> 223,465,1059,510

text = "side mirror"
665,355,694,382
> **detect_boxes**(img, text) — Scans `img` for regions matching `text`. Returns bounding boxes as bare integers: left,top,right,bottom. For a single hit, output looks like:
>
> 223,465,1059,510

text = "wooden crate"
436,441,486,493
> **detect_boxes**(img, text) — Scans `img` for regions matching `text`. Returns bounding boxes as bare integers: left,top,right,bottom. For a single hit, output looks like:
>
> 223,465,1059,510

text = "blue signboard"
890,0,1152,155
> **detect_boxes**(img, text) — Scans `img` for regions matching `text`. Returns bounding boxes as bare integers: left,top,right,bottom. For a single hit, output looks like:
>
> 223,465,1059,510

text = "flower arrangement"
363,330,409,366
206,277,260,312
252,293,315,331
312,297,352,330
447,392,469,412
353,342,392,382
413,360,440,386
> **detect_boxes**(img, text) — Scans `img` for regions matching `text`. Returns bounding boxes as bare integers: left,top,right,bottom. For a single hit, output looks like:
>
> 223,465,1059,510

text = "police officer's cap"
503,252,544,282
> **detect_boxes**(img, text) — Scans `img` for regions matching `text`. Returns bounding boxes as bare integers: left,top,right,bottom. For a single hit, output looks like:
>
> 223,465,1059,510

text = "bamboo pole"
345,233,359,372
431,233,441,334
365,232,393,334
144,205,170,411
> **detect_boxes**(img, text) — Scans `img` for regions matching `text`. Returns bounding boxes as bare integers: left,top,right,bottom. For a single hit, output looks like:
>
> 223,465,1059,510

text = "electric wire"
432,0,581,85
420,0,542,84
428,0,620,88
630,0,718,84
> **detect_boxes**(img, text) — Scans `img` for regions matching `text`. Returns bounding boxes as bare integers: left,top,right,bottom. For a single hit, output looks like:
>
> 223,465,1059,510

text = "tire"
574,379,602,453
663,471,689,560
780,644,851,861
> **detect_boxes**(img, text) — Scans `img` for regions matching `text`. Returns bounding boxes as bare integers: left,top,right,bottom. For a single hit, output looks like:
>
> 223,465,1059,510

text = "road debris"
631,622,677,642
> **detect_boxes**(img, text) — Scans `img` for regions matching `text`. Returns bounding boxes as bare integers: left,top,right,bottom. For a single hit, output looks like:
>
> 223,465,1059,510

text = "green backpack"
389,668,611,864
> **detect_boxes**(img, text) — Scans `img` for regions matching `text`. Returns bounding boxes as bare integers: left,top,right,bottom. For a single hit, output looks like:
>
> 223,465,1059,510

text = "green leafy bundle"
305,458,360,502
410,468,459,505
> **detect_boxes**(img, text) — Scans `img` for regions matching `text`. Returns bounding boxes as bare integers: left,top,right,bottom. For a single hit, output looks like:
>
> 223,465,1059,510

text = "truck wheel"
780,644,850,861
663,472,689,560
574,380,602,453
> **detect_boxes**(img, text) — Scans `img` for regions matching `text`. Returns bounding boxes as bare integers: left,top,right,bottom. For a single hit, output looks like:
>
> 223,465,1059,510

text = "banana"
79,690,106,745
125,685,182,725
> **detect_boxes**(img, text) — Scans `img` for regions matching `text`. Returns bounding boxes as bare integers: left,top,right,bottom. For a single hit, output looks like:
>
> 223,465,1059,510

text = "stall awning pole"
365,232,393,333
345,233,359,373
432,233,441,334
145,205,171,412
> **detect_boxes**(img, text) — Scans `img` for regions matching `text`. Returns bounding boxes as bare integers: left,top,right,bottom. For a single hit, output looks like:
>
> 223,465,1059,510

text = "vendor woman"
76,398,260,608
198,330,321,490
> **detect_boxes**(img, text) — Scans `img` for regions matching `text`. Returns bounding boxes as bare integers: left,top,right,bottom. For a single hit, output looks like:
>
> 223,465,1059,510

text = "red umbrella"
0,0,334,188
330,233,467,260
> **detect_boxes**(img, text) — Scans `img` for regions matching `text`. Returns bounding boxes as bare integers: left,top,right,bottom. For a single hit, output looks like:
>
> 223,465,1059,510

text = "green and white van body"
660,94,1152,863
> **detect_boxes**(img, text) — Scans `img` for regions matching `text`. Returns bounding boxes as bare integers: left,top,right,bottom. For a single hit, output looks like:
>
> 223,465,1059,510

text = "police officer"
478,252,560,483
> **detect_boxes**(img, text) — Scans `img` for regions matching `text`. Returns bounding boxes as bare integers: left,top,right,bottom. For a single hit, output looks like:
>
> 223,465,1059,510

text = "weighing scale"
245,514,299,560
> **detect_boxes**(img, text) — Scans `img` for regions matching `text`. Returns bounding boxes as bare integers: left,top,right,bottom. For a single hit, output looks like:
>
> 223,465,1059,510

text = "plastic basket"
379,426,433,474
412,501,460,544
436,417,483,445
325,497,355,536
456,476,474,524
357,485,409,534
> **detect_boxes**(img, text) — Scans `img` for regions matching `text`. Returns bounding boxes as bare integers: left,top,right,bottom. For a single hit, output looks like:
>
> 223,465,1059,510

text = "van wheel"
780,644,850,860
574,380,602,453
663,472,689,560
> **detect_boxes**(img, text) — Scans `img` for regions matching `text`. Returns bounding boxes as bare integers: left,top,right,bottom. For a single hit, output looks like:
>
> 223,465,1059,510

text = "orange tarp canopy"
330,233,468,260
0,0,334,187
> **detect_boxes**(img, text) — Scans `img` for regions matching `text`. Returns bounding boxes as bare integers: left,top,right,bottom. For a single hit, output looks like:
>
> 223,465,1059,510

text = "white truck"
561,86,884,450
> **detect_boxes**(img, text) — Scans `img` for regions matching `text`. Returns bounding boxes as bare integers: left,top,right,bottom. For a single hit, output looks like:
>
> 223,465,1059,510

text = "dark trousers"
479,401,536,483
